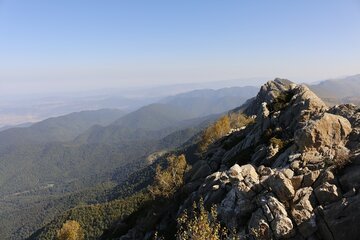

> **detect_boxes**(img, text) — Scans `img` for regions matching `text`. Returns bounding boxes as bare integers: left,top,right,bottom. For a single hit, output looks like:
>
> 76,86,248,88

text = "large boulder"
294,112,352,169
295,113,351,156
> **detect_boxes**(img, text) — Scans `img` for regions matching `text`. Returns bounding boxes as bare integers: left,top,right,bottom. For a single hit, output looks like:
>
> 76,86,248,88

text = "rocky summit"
125,79,360,240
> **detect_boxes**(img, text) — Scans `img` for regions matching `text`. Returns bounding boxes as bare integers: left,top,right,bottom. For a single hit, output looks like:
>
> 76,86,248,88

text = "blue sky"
0,0,360,94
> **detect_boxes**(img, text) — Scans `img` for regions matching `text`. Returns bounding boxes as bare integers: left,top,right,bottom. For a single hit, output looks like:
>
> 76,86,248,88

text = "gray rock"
265,172,295,202
291,187,317,237
290,160,302,172
289,153,302,162
190,162,212,181
183,179,203,194
204,187,226,205
233,181,257,216
313,170,335,188
244,78,294,116
248,208,273,240
266,195,295,239
219,188,238,228
297,215,317,239
291,175,303,191
314,182,342,205
273,145,296,168
302,170,320,187
257,195,275,222
228,163,243,181
258,165,274,176
295,112,352,163
241,164,260,190
271,217,295,239
283,169,294,179
251,144,268,165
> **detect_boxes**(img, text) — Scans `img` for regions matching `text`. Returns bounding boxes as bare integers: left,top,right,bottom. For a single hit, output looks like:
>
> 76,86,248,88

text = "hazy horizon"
1,0,360,96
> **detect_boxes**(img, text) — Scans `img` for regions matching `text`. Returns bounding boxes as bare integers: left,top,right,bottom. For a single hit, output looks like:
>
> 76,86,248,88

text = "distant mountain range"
309,74,360,105
0,78,265,128
161,86,258,117
0,109,126,151
3,74,359,129
0,85,256,239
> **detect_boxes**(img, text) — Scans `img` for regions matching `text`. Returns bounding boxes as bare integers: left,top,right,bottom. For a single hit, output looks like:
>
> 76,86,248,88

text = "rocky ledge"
181,79,360,240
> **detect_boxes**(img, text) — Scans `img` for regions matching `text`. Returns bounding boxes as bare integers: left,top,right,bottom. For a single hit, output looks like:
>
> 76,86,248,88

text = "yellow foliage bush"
228,112,254,129
176,199,237,240
199,113,254,153
148,154,187,199
57,220,84,240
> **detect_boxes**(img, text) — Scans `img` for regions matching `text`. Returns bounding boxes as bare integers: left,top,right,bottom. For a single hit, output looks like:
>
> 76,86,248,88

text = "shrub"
271,91,293,112
332,147,351,169
228,112,255,129
199,113,254,153
176,199,228,240
57,220,84,240
269,137,285,149
148,154,187,199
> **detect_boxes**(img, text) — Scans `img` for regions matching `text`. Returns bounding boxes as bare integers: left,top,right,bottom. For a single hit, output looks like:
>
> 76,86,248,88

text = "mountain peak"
244,78,325,116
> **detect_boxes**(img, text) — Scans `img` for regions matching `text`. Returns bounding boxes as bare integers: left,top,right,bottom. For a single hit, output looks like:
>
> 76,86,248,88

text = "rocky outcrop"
127,79,360,240
175,79,360,240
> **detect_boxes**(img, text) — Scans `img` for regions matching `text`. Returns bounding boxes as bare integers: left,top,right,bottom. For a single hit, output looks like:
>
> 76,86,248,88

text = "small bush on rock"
269,137,285,149
199,113,254,153
332,147,351,169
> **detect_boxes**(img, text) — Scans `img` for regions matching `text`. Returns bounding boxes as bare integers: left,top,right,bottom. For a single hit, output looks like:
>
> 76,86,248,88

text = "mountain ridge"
309,74,360,105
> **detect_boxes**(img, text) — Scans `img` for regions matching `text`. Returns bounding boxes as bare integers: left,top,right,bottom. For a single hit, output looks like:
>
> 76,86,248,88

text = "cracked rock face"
146,79,360,240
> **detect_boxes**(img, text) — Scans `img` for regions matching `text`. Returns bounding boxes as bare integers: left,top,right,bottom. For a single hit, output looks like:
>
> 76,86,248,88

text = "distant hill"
0,94,158,128
75,88,251,145
160,86,258,117
0,109,126,150
0,122,33,132
74,103,196,145
309,74,360,105
112,103,195,129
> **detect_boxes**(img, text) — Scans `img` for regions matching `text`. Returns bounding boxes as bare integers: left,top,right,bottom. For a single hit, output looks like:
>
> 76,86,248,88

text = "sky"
0,0,360,95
